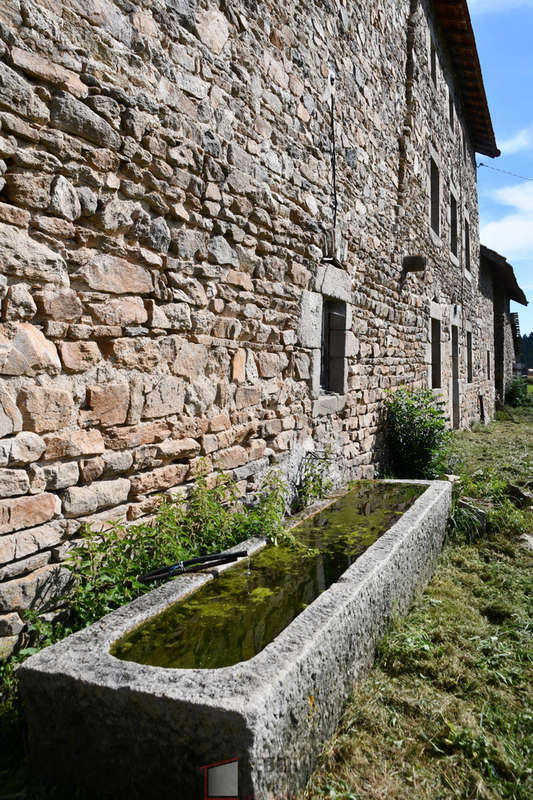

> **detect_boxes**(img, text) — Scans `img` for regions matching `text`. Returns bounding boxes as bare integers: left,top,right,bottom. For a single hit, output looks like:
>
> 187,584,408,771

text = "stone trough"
19,479,451,799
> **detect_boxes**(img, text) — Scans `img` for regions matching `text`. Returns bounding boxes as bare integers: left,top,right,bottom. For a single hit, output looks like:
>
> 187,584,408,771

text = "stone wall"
0,0,497,653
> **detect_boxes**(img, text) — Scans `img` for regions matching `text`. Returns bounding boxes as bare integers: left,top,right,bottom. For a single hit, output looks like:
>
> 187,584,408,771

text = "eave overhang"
480,244,528,306
434,0,500,157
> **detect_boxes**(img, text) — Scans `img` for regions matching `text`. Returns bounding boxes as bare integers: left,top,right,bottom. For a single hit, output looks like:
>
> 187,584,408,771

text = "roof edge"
433,0,500,158
480,244,528,306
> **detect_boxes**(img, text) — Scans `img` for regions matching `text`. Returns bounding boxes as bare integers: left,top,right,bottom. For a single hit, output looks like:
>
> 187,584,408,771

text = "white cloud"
469,0,533,13
499,126,533,155
481,182,533,259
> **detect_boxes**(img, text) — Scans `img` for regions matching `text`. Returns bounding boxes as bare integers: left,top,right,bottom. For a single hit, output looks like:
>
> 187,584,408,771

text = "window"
431,318,441,389
448,88,454,131
464,218,470,271
467,331,473,383
487,350,491,380
450,193,458,256
430,158,440,235
320,298,346,394
430,39,437,85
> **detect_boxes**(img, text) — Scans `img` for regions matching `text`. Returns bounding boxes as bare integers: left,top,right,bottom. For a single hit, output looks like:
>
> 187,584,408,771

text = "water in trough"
111,481,424,670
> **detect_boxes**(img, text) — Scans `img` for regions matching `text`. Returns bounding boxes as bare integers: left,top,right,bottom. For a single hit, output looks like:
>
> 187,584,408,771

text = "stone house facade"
0,0,526,653
480,245,527,402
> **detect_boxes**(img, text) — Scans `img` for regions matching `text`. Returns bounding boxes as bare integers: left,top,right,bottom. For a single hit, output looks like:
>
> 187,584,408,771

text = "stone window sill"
312,393,346,417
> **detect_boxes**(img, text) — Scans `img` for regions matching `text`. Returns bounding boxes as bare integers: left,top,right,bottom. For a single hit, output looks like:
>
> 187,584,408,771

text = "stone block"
129,464,188,495
78,253,153,295
257,352,288,378
226,270,252,290
156,438,201,460
104,422,170,451
235,386,262,410
160,337,208,379
0,494,61,535
0,611,23,636
0,222,68,286
59,341,101,372
42,462,80,490
102,451,134,478
79,457,105,485
232,349,246,383
50,91,121,149
0,551,52,582
5,173,53,210
215,445,248,470
4,284,37,320
0,388,22,438
62,479,131,518
314,264,352,303
43,429,105,460
143,377,185,419
10,47,88,98
80,385,130,427
35,288,82,321
18,386,75,433
89,297,147,326
0,322,61,377
209,414,230,433
48,175,82,221
298,291,322,348
0,468,30,498
9,432,46,464
0,564,72,613
197,9,229,54
0,62,49,123
208,236,238,266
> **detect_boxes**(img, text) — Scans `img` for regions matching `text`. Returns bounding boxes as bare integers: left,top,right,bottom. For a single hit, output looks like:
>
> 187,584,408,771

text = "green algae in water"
111,481,424,670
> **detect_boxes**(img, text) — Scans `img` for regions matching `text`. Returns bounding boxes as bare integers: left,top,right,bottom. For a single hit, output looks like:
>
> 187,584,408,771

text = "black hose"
138,550,248,584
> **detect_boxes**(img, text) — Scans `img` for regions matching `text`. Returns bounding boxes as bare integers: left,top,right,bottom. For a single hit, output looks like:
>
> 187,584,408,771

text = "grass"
304,405,533,800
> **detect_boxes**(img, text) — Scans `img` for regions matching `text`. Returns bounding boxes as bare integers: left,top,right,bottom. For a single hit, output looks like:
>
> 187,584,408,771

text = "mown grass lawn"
304,406,533,800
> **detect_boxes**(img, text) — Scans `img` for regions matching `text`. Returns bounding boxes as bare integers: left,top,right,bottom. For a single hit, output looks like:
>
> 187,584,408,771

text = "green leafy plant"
292,448,334,513
68,468,289,628
384,388,450,478
505,376,530,408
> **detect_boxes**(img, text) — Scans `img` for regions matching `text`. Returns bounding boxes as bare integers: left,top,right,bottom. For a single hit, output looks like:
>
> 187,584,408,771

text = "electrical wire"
477,162,533,183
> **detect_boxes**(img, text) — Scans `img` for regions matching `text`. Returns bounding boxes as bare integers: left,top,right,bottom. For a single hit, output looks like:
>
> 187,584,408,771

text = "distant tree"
521,333,533,368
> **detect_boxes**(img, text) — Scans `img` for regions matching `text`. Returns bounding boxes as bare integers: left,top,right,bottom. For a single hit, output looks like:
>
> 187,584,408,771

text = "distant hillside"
521,333,533,368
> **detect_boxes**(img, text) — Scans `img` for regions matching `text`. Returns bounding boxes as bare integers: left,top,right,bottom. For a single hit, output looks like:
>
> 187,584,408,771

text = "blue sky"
469,0,533,333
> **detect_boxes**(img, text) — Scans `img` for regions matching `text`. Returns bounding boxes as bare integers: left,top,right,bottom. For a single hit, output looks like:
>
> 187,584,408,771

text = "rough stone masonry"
0,0,506,654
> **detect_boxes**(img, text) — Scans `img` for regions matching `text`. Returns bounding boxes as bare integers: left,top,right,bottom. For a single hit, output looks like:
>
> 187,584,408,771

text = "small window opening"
487,350,491,380
430,39,437,86
450,194,458,256
464,218,470,271
320,298,346,394
467,331,473,383
430,158,440,235
448,89,454,131
431,318,441,389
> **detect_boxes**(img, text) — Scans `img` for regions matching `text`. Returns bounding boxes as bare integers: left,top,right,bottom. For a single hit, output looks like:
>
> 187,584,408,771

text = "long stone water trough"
19,479,451,799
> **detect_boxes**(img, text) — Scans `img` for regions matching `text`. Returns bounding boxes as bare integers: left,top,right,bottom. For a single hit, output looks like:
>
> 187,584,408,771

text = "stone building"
0,0,527,653
480,245,527,402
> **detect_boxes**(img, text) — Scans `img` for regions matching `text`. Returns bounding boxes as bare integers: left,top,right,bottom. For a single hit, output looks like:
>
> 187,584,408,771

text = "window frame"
431,317,442,389
450,191,458,257
430,157,440,236
467,331,473,384
320,297,347,395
